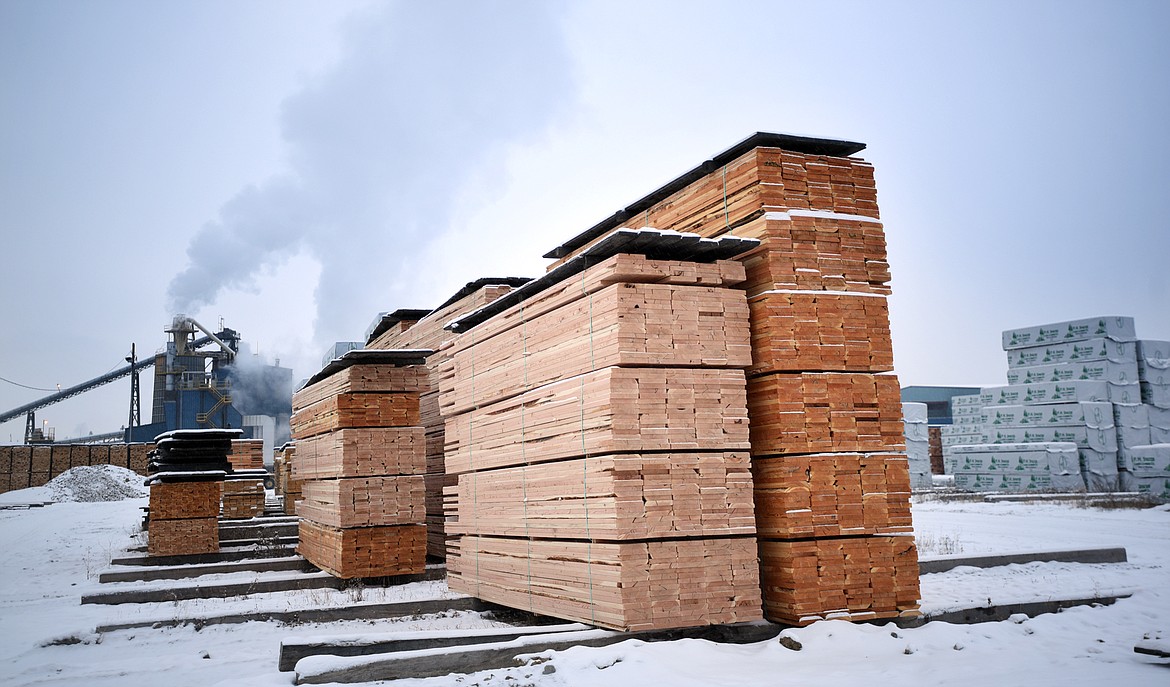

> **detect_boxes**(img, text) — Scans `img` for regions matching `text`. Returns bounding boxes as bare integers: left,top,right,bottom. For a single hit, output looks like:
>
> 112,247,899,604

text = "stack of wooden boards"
147,480,222,556
441,248,764,631
365,280,526,558
221,477,265,519
0,444,151,494
290,351,430,578
274,444,302,515
227,439,264,470
545,135,920,625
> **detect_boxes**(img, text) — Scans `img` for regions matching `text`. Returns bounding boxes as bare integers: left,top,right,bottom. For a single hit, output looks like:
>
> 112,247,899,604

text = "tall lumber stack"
290,350,430,578
365,280,526,558
543,133,920,625
145,429,237,557
440,234,764,632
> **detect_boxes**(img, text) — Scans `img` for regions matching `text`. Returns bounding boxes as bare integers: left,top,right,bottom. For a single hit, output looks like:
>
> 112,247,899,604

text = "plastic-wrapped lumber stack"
145,429,237,556
902,403,931,489
539,133,919,626
975,316,1138,492
441,231,763,632
290,350,430,578
941,394,984,474
1121,339,1170,495
366,280,527,559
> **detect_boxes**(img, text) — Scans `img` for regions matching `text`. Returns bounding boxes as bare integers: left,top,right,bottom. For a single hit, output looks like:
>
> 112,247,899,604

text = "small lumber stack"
227,439,264,471
275,443,302,515
441,231,764,632
145,429,238,557
290,350,430,578
541,133,921,625
365,279,527,558
221,475,266,519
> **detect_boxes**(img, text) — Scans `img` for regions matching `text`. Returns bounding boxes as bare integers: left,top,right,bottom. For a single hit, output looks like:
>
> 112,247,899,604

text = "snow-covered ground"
0,470,1167,686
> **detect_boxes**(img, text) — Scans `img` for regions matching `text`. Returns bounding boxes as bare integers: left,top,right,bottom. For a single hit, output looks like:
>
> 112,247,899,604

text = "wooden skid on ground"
438,282,751,417
746,372,904,456
297,520,426,579
448,535,762,632
447,452,755,541
298,475,425,528
752,452,912,538
758,535,921,626
444,366,749,474
291,428,426,480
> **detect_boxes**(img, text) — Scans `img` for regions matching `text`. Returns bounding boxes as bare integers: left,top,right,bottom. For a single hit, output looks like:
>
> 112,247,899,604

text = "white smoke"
166,1,576,350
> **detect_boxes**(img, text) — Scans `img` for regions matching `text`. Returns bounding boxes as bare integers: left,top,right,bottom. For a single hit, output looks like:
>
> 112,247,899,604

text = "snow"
0,488,1167,686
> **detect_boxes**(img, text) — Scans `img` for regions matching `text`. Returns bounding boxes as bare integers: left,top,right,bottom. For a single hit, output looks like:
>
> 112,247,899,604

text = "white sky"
2,0,1168,440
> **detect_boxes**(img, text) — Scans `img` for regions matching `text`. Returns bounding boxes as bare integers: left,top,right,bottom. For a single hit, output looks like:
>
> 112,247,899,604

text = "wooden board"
291,392,421,440
293,365,425,412
149,481,222,520
752,452,912,538
758,535,920,626
438,282,751,417
448,452,755,541
746,372,905,456
291,427,425,479
444,366,750,474
448,535,762,632
148,517,219,557
748,290,893,375
297,520,426,579
298,475,425,528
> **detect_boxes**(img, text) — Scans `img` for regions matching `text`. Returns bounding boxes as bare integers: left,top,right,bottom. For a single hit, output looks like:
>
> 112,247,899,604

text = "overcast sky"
2,0,1168,441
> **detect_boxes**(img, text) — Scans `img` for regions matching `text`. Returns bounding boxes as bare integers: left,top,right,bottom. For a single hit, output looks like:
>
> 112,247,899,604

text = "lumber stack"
275,444,302,515
443,242,763,631
366,280,525,558
221,478,265,519
146,480,222,558
227,439,264,471
291,351,429,578
543,136,920,625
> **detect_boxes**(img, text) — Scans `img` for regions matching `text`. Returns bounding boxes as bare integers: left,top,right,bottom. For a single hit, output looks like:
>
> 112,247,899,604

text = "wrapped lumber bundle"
539,133,920,625
443,231,764,631
291,350,430,578
365,279,526,558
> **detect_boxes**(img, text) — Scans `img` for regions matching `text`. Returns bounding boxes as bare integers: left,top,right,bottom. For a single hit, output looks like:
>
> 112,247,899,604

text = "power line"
0,375,57,392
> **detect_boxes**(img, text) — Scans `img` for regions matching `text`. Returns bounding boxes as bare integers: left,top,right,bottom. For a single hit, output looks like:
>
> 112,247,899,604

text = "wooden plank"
758,535,920,626
746,372,905,456
448,535,762,632
448,452,755,541
444,366,750,474
291,427,425,479
297,521,426,579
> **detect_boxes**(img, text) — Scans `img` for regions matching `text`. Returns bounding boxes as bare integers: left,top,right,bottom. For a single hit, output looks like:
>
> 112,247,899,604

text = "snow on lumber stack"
366,280,525,559
539,135,919,626
291,352,429,579
444,234,763,631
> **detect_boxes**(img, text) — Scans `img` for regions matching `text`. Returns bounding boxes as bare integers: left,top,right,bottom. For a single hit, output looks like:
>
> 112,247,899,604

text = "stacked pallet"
366,279,526,558
442,236,763,632
541,134,920,625
291,350,429,578
228,439,264,471
147,481,222,556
